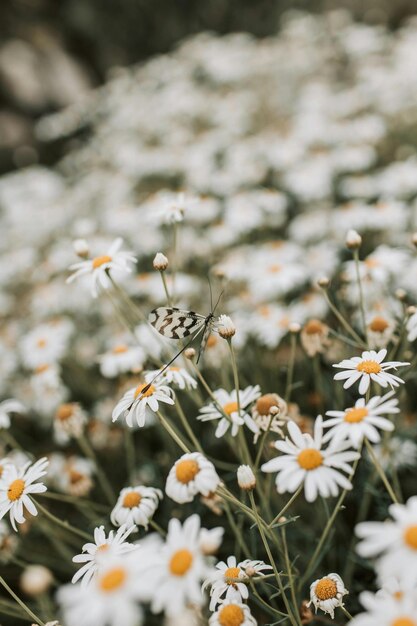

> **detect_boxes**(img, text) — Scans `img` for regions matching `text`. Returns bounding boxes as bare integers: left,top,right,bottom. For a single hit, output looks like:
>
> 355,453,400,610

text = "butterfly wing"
149,307,206,340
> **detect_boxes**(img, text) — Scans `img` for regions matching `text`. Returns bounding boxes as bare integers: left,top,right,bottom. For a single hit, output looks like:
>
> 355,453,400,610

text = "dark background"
1,0,417,174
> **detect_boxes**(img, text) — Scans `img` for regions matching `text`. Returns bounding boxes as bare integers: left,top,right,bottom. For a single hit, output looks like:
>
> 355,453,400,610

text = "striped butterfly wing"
149,307,206,340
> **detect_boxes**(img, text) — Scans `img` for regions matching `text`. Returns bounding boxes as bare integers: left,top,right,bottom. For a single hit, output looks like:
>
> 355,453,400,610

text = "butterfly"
148,306,215,363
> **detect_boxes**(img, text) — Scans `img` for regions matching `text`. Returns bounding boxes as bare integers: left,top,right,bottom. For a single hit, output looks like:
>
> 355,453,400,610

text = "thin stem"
149,519,167,537
160,271,173,307
282,526,299,622
353,249,368,346
34,498,91,542
175,399,203,453
254,414,273,471
0,576,46,626
341,605,353,620
285,332,297,403
365,438,399,504
157,411,190,454
124,428,136,482
321,289,365,347
77,434,116,505
268,486,303,529
248,491,300,626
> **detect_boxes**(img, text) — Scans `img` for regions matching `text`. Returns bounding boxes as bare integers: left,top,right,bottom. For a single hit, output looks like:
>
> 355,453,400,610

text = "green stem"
175,399,203,453
321,289,365,347
353,249,368,346
341,605,353,620
285,332,297,403
77,434,116,506
157,411,190,454
124,428,136,482
34,498,91,542
160,271,173,307
365,438,399,504
268,486,303,528
0,576,46,626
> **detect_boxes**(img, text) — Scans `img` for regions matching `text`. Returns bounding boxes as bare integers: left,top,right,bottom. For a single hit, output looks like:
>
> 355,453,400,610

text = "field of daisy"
2,8,417,626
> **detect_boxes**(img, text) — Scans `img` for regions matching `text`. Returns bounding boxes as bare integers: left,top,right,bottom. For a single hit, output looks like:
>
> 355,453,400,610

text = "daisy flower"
348,588,417,626
58,554,145,626
356,496,417,585
333,349,409,395
67,238,137,297
209,600,257,626
111,486,163,529
145,366,197,390
54,402,87,444
98,343,146,378
165,452,220,504
197,386,261,438
0,457,48,531
72,524,138,587
323,391,399,449
308,573,348,619
137,514,212,616
203,555,264,610
0,399,25,429
261,417,360,502
20,321,72,369
112,380,174,428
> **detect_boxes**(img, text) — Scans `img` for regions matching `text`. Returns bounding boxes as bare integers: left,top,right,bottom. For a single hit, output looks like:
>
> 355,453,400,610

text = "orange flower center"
134,383,155,399
0,465,3,478
268,264,282,273
256,394,278,416
356,360,381,374
369,316,389,333
315,577,338,600
69,470,84,484
225,567,241,585
92,255,112,269
169,549,193,576
122,491,142,508
8,479,25,501
218,604,245,626
344,407,368,423
112,344,128,354
169,366,181,372
206,335,218,348
35,364,49,374
297,448,323,470
391,619,417,626
99,567,126,592
56,403,74,421
223,401,239,416
304,319,324,335
175,459,199,484
36,338,47,348
404,525,417,550
97,543,110,553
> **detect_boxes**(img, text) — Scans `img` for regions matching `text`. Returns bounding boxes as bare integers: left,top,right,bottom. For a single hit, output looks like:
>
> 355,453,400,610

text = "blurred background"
1,0,417,176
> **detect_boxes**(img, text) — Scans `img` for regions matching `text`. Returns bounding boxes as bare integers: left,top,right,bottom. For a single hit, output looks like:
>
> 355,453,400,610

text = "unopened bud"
346,229,362,249
217,315,236,339
237,465,256,491
73,238,89,259
184,348,196,360
407,305,417,316
270,405,280,416
289,322,301,334
317,276,330,289
153,252,169,271
412,232,417,248
20,566,53,596
395,288,407,301
245,565,257,577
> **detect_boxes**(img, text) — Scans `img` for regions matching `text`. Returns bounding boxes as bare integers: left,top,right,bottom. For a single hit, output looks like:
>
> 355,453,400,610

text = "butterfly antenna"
207,276,214,313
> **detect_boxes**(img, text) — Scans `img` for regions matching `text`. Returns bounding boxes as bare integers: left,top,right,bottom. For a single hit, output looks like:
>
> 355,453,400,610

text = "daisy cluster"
1,8,417,626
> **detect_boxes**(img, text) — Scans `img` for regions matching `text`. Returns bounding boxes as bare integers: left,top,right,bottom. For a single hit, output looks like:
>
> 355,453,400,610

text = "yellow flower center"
268,264,282,273
356,360,382,374
223,401,239,416
369,316,389,333
404,525,417,550
35,364,49,374
97,543,110,553
175,459,199,484
36,338,47,348
112,344,128,354
169,549,193,576
122,491,142,508
391,619,417,626
297,448,323,470
225,567,241,585
99,567,127,592
0,465,3,478
92,255,112,269
218,604,245,626
315,577,338,600
69,470,84,485
56,403,74,421
344,407,368,423
304,319,324,335
7,479,25,501
134,383,155,399
169,366,181,372
256,394,278,416
207,335,218,348
393,591,404,601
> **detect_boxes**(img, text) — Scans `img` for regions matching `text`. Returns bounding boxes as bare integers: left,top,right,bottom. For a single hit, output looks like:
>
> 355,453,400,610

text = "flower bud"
153,252,169,271
217,315,236,339
184,348,196,360
289,322,301,334
73,238,89,258
237,465,256,491
21,565,53,596
395,288,407,301
412,232,417,248
317,276,330,289
346,229,362,249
